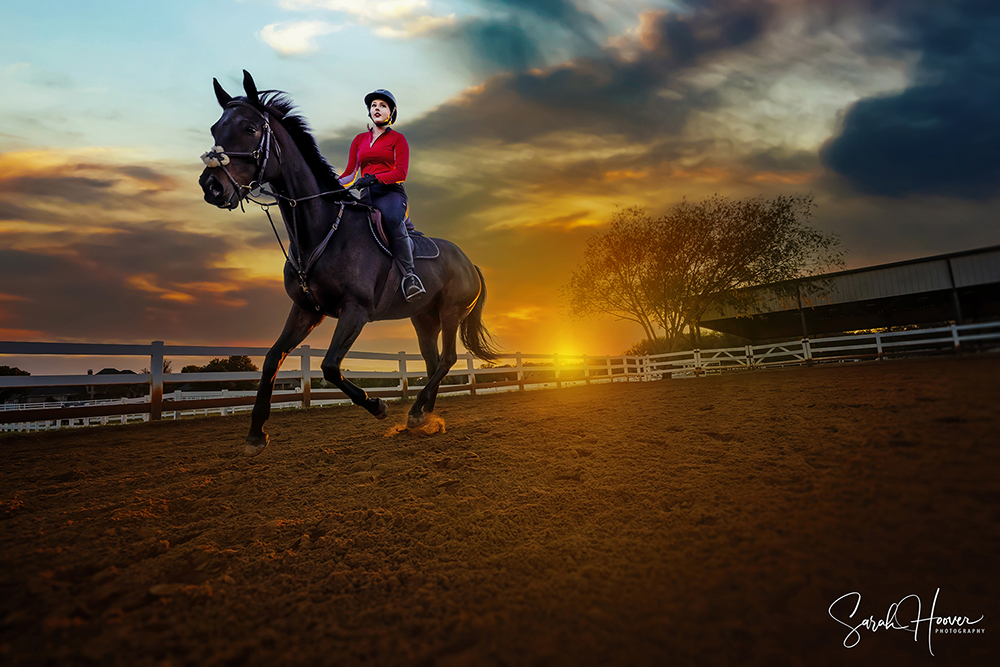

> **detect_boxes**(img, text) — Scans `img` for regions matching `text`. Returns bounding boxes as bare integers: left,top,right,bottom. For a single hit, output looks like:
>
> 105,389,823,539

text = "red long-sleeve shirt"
338,128,409,187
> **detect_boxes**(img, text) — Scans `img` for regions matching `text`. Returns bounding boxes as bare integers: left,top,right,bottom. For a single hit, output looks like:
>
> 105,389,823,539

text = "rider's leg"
373,189,425,301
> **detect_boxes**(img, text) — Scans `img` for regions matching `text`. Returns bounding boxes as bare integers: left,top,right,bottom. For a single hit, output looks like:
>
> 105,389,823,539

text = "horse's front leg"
246,304,324,455
320,303,388,419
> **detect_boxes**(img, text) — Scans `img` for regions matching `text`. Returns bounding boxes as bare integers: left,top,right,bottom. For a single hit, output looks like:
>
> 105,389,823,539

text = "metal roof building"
699,245,1000,341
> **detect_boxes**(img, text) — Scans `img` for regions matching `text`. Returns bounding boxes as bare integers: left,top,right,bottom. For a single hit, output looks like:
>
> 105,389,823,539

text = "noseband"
201,100,280,206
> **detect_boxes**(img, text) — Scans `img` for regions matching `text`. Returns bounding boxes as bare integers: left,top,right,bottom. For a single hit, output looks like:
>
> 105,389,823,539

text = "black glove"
354,174,379,188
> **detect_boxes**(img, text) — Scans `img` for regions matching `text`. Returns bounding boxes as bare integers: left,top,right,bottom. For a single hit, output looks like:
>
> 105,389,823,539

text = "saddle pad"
368,212,440,260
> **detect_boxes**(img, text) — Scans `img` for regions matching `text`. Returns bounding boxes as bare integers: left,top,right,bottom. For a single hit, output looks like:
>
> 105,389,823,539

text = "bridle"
201,99,359,304
201,100,279,208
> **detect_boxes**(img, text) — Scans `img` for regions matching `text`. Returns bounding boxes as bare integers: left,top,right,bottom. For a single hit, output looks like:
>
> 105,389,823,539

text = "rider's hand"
355,174,379,188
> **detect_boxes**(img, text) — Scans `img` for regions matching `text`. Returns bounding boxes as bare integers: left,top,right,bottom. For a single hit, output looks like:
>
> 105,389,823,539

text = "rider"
338,89,426,301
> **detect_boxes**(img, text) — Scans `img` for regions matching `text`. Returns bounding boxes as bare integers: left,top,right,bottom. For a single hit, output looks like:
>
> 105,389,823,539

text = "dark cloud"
446,18,544,72
0,226,290,344
483,0,599,32
0,175,115,204
440,1,602,73
744,148,820,174
820,0,1000,199
404,3,773,150
0,200,50,223
115,165,179,188
639,1,770,64
0,162,186,224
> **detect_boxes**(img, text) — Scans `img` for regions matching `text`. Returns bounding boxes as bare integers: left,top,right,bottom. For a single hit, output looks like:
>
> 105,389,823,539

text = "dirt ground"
1,356,997,666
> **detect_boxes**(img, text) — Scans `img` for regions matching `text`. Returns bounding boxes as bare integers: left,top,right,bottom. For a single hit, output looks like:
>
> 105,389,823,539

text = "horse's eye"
245,125,257,135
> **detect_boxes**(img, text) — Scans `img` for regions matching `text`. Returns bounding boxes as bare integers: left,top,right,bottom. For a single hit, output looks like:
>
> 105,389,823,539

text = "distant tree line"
172,355,260,391
567,194,845,352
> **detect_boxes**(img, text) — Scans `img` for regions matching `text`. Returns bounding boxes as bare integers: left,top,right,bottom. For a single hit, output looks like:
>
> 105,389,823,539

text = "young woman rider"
338,89,425,301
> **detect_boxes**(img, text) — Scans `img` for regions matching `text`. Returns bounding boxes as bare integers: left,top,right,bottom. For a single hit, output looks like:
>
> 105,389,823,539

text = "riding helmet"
365,89,398,125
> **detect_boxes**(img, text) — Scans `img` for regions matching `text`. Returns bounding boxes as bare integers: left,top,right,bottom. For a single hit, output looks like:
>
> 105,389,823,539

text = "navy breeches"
366,183,414,233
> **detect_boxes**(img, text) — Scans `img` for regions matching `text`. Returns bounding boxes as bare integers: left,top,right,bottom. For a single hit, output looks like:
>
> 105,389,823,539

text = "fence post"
301,345,311,408
606,356,613,382
875,331,884,359
150,341,164,421
516,352,524,391
802,338,813,366
554,353,562,389
398,351,409,400
467,353,477,396
583,355,590,385
693,349,703,376
950,324,961,351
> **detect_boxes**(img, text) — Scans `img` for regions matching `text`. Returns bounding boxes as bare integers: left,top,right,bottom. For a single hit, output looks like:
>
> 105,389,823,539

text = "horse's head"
199,71,281,209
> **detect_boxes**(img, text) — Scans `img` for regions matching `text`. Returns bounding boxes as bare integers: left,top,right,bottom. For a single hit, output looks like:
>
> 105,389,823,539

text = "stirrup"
402,273,426,301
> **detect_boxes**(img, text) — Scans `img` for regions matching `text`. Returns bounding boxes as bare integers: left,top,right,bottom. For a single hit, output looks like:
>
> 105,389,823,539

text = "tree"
568,194,845,350
0,365,30,402
180,356,259,390
140,360,173,375
566,207,662,343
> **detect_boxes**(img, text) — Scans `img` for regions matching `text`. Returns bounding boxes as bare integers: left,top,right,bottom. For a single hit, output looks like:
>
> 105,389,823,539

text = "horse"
198,71,499,456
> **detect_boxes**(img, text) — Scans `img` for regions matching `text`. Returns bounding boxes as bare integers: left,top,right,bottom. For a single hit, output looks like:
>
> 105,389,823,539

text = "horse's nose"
201,172,224,201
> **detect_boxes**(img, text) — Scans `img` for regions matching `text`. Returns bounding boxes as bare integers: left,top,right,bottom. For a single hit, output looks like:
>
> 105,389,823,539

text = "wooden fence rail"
2,321,999,430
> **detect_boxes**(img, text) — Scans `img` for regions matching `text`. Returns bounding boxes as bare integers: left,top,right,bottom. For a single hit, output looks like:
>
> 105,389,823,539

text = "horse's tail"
460,266,502,362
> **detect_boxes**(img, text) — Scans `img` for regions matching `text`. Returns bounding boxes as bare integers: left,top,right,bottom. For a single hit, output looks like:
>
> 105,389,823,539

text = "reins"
252,192,345,303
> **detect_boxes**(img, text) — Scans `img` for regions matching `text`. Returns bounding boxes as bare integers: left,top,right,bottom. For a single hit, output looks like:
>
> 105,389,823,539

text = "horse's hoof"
407,411,426,429
244,434,269,457
373,398,388,420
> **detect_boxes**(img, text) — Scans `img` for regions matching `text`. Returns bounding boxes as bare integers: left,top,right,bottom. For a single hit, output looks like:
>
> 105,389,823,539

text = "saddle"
367,208,440,260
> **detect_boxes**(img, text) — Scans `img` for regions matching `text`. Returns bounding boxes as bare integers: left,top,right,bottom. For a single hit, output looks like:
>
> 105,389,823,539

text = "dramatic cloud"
399,4,776,150
441,0,604,72
0,225,291,344
443,18,545,72
821,0,1000,199
6,0,1000,358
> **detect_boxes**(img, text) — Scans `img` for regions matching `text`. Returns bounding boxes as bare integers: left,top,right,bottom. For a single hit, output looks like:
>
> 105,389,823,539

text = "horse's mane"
245,91,348,198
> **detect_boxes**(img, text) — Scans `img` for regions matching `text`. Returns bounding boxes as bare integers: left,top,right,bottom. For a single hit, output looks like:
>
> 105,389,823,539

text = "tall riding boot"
387,221,426,301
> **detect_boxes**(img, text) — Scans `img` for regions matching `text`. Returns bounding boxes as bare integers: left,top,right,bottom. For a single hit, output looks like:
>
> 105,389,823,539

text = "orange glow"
126,275,196,303
174,281,242,294
603,169,649,182
0,327,47,339
667,166,733,183
503,306,543,322
750,171,815,185
0,148,129,179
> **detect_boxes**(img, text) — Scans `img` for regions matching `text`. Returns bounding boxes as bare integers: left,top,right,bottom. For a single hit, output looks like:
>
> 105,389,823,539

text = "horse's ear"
213,78,233,108
243,70,259,104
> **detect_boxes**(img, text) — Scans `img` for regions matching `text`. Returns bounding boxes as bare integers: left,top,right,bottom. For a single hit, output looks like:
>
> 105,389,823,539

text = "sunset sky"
2,0,999,372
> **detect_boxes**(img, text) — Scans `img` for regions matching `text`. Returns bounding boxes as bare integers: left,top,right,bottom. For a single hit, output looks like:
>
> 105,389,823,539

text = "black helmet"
365,89,397,125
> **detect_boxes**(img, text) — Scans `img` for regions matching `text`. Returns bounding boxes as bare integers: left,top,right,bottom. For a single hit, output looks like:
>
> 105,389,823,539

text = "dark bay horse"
199,71,499,455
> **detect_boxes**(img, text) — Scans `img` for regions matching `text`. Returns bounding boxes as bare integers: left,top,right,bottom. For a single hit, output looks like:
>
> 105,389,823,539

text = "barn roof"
699,245,1000,341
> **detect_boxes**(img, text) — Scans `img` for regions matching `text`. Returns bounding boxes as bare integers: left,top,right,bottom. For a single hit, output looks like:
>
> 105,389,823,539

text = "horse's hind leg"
247,304,324,455
320,303,387,419
408,312,462,428
411,311,442,380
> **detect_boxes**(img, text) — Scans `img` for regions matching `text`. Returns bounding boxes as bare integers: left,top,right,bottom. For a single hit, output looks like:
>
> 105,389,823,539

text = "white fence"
2,321,999,431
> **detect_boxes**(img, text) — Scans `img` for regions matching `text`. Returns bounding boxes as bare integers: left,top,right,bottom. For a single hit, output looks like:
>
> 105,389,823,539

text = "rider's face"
370,99,391,124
